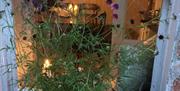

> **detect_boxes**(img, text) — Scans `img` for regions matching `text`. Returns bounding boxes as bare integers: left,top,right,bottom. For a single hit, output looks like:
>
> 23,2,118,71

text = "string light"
43,59,52,68
68,4,73,12
43,59,52,77
73,4,79,16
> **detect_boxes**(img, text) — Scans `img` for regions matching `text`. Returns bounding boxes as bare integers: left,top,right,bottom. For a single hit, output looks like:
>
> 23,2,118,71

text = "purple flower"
31,0,43,11
106,0,113,5
113,13,118,19
111,3,119,10
31,0,41,8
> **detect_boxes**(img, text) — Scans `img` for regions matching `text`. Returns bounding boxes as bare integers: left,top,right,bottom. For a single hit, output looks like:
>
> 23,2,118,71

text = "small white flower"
93,80,97,85
62,33,66,36
58,84,62,88
97,73,102,78
106,46,110,49
78,67,84,72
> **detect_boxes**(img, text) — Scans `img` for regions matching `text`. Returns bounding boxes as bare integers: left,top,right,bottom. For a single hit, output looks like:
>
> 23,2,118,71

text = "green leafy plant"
15,0,116,90
18,16,113,91
117,44,154,91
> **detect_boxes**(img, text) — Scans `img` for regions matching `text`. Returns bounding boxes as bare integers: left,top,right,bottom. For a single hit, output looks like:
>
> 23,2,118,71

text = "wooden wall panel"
13,0,34,80
125,0,149,34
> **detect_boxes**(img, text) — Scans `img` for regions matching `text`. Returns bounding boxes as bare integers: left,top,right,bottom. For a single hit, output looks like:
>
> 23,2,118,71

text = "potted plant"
117,44,154,91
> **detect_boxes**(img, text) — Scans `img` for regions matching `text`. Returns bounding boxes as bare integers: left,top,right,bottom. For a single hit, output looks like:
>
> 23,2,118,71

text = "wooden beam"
110,0,128,90
111,0,128,55
154,0,163,10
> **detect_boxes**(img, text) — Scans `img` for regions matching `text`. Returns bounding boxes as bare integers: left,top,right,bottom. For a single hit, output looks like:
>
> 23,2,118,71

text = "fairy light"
74,5,78,11
70,20,73,24
73,4,79,16
68,4,73,12
43,59,52,68
43,59,52,77
50,4,79,24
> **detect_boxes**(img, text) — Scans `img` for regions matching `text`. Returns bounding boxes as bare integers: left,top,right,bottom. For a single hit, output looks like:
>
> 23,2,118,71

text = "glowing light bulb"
43,59,52,77
43,59,52,68
74,5,78,11
73,5,79,16
70,20,73,24
68,4,73,12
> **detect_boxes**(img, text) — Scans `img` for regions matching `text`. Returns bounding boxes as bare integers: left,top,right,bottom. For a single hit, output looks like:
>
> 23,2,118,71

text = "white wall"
0,0,18,91
151,0,180,91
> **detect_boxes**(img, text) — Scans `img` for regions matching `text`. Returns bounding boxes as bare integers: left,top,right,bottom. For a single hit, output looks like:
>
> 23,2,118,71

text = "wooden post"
111,0,128,56
110,0,128,90
154,0,163,10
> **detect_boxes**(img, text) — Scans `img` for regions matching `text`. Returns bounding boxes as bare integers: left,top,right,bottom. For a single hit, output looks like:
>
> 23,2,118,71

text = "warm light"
70,20,73,24
43,59,52,69
74,5,78,11
68,4,73,12
73,5,79,16
43,59,52,77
